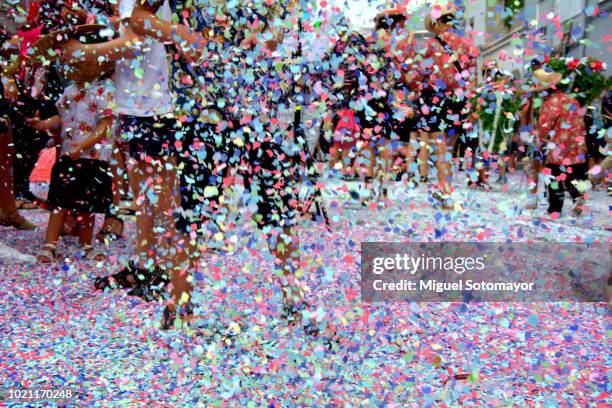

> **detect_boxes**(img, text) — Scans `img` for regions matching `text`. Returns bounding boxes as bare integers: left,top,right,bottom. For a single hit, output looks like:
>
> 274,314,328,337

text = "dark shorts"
47,156,112,214
586,132,606,160
454,133,480,157
416,88,467,136
392,117,417,142
118,115,177,160
174,123,298,236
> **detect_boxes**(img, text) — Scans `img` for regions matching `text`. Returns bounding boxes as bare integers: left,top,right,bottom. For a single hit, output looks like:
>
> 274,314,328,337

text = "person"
411,2,479,208
535,68,589,216
323,30,368,180
373,8,417,187
26,23,139,262
0,79,36,230
519,57,563,210
470,61,519,189
130,0,333,337
94,0,176,300
2,16,57,210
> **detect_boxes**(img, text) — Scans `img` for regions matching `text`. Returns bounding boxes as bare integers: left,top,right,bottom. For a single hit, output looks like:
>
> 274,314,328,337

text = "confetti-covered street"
1,171,610,406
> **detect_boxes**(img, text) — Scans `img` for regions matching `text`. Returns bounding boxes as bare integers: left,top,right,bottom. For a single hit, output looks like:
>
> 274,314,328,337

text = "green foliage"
472,85,521,151
544,56,610,106
503,0,524,28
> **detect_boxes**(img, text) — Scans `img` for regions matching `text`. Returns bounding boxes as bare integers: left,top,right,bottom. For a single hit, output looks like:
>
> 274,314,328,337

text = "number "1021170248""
2,387,77,402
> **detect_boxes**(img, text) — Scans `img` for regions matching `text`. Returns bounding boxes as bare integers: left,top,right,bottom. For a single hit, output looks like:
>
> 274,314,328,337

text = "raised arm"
61,26,142,66
130,0,206,62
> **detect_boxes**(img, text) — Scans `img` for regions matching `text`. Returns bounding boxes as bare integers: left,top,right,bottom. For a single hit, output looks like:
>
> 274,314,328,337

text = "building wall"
476,0,611,77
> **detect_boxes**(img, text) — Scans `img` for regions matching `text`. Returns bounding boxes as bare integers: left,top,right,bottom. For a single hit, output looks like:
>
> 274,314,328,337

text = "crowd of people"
1,0,610,334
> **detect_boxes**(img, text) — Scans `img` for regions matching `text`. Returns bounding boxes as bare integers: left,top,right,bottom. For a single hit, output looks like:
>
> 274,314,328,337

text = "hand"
3,78,19,103
178,28,207,63
67,141,83,160
25,111,47,131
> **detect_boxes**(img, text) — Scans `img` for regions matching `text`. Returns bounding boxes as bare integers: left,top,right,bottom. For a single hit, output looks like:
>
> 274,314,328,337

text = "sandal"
0,210,37,230
94,261,150,291
571,197,585,217
96,216,124,242
127,267,170,301
80,245,105,261
524,193,539,210
160,301,194,330
37,243,57,264
432,191,454,210
15,199,39,210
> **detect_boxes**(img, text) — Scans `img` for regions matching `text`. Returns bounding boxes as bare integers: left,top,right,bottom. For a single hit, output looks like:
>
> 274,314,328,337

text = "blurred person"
411,2,479,208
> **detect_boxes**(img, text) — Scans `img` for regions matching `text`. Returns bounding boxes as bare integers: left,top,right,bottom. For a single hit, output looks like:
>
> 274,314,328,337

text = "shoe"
160,301,194,330
432,191,453,210
0,242,37,264
94,261,150,291
571,197,585,217
524,193,539,210
0,210,37,230
36,243,57,263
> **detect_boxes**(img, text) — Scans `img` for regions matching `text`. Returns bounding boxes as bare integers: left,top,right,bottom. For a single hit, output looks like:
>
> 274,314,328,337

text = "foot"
524,193,539,210
160,301,194,330
37,243,57,264
126,267,170,301
94,261,150,291
0,210,37,230
15,199,39,210
432,191,454,210
571,197,585,217
0,242,37,264
96,217,124,242
79,245,105,261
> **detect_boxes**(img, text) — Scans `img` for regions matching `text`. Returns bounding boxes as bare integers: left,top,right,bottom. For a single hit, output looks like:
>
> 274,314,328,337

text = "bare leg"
0,116,35,228
165,234,196,319
45,210,67,245
268,227,301,305
0,118,16,213
98,148,125,237
131,160,155,269
377,140,393,197
529,159,542,194
76,212,96,246
417,131,430,180
432,132,452,194
153,156,180,274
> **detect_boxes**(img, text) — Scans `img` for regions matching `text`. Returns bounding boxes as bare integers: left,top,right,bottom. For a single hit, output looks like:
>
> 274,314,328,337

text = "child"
26,24,135,262
535,68,589,216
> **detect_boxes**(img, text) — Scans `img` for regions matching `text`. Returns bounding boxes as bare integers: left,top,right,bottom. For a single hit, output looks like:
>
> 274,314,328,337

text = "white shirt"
114,0,172,117
56,79,115,162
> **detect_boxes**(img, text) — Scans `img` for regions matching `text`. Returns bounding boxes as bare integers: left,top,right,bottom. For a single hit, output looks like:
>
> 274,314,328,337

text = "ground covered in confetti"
1,171,610,406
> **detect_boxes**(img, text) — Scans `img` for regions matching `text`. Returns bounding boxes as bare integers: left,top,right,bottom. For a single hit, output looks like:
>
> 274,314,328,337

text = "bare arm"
25,114,62,132
130,1,207,61
62,27,142,65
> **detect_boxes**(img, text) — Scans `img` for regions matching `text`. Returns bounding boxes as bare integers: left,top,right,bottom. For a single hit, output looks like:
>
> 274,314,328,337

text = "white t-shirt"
114,0,172,117
56,79,115,162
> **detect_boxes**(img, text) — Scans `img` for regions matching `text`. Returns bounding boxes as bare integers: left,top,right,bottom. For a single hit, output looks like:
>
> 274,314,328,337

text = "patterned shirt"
56,79,115,161
418,30,479,98
538,90,587,165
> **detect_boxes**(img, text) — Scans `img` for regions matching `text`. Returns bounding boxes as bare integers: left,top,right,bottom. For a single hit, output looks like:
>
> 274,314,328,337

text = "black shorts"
174,123,298,236
586,132,606,160
416,88,467,137
47,156,112,214
118,115,176,160
392,117,417,142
